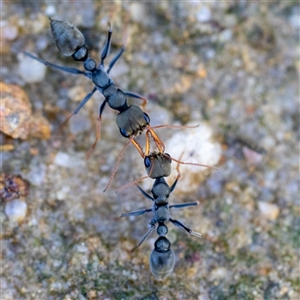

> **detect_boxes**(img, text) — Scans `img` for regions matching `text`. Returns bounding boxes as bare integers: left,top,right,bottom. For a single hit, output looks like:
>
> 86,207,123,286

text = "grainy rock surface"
1,2,299,300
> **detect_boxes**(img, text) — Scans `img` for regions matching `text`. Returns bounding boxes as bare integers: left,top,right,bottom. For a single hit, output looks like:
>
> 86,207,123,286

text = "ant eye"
144,157,151,168
120,128,130,138
143,113,150,124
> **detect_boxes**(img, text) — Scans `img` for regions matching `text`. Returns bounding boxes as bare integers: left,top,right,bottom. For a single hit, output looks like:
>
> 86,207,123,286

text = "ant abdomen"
150,237,175,280
50,18,88,61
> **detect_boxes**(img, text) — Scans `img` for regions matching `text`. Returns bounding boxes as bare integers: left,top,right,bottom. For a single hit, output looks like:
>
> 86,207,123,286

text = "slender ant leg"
100,24,113,66
59,87,97,132
86,99,107,159
125,92,148,110
136,185,154,201
131,222,156,252
169,218,202,238
120,208,152,217
23,52,87,76
107,46,126,74
169,202,199,209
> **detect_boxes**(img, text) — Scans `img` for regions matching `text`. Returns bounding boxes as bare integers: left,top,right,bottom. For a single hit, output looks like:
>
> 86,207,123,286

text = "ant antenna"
103,138,132,192
150,124,199,130
115,159,156,193
162,152,218,171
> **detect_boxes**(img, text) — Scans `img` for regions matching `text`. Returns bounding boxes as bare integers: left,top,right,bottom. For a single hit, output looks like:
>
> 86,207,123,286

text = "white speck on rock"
5,199,27,222
3,25,18,41
44,5,56,16
258,201,280,220
54,152,85,168
196,6,212,22
27,163,46,186
18,53,46,83
129,3,147,24
164,123,222,192
242,146,263,165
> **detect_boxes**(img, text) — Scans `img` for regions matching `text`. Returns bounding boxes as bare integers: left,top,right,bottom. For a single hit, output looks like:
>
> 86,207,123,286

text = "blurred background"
1,1,299,299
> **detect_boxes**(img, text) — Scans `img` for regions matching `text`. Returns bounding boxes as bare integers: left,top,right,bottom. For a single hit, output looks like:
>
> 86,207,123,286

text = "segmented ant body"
121,155,201,280
24,19,215,279
24,19,164,157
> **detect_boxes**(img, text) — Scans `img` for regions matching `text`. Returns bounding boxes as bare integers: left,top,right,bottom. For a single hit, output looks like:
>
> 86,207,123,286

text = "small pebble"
196,6,212,22
45,5,56,16
209,267,228,280
242,146,263,165
18,53,46,83
3,24,18,41
164,123,222,192
0,82,51,139
5,199,27,222
54,152,85,168
258,201,280,220
129,3,147,24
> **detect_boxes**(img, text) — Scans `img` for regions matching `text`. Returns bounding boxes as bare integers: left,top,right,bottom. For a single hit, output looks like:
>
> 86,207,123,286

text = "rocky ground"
1,2,299,300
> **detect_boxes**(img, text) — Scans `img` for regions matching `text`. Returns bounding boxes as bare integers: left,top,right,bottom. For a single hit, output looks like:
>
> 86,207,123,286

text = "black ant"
24,19,165,158
120,157,201,280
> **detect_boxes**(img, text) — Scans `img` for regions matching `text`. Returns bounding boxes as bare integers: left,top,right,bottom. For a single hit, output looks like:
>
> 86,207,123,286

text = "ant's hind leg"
124,92,148,110
131,222,156,252
120,207,152,217
23,52,87,76
136,185,154,201
86,99,107,159
169,218,202,238
59,87,97,132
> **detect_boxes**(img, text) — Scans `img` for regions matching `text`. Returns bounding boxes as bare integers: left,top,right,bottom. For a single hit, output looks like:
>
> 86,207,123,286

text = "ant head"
150,236,175,280
144,152,172,179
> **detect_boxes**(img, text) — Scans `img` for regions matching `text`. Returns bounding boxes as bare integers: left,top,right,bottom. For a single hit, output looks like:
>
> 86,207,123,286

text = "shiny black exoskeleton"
24,19,163,155
121,154,201,280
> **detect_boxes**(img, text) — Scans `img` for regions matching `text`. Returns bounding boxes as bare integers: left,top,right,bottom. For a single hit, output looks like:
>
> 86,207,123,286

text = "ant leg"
100,24,113,66
107,46,125,74
103,137,133,192
23,52,87,75
169,154,183,193
124,92,148,110
131,138,145,158
148,128,165,152
169,201,199,209
131,221,156,252
86,99,107,159
120,207,152,217
59,87,97,131
169,218,202,238
136,185,154,201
